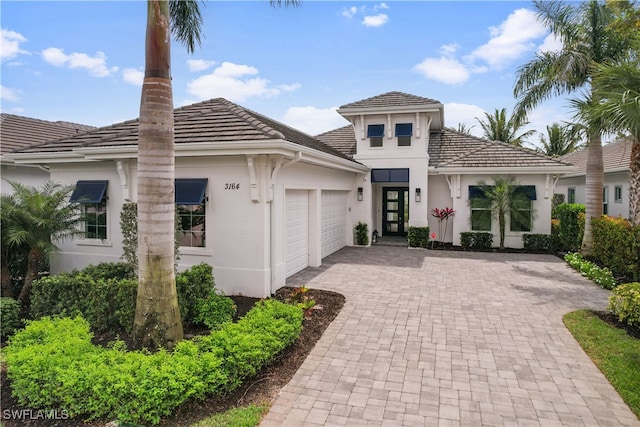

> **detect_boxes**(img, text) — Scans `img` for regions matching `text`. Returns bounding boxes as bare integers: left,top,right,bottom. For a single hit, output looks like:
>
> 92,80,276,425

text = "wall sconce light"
415,188,421,202
357,187,363,201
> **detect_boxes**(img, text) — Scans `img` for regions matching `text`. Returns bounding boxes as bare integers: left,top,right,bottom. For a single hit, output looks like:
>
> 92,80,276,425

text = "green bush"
460,232,493,251
5,300,303,425
355,222,369,246
608,282,640,327
565,252,617,290
194,294,236,331
554,203,585,251
1,297,22,339
408,226,429,248
592,217,640,282
176,263,218,326
76,262,135,281
522,234,555,253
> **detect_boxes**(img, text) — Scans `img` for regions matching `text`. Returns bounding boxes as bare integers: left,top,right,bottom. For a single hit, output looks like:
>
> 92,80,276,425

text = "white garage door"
321,190,348,258
285,190,309,277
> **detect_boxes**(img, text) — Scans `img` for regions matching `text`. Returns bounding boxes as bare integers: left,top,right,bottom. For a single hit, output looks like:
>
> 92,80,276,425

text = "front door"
383,187,409,236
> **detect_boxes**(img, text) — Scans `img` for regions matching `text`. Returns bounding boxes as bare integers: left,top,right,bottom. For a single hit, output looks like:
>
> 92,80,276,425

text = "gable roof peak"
338,91,442,110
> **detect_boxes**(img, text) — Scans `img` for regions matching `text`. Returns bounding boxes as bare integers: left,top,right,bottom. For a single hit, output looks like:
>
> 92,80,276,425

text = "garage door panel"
286,190,309,277
321,191,347,258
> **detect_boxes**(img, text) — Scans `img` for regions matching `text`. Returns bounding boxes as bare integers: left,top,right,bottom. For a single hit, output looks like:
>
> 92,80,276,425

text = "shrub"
592,216,640,282
522,234,555,253
75,262,135,281
407,226,429,248
176,263,218,326
608,282,640,327
554,203,585,251
1,297,22,339
565,252,617,290
460,232,493,251
355,222,369,246
5,300,303,425
194,294,236,330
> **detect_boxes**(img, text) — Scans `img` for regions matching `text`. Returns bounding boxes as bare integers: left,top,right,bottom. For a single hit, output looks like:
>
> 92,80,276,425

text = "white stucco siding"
321,190,348,257
0,165,50,195
556,172,631,219
427,175,455,242
449,174,553,249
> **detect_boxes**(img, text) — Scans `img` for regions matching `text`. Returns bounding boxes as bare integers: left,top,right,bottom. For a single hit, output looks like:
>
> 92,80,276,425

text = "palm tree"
538,122,583,157
475,177,532,250
0,180,81,314
455,123,475,135
513,0,630,254
475,108,536,147
590,57,640,225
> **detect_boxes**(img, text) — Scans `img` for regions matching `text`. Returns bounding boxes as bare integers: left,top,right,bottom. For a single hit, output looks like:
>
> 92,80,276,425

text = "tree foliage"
475,108,535,147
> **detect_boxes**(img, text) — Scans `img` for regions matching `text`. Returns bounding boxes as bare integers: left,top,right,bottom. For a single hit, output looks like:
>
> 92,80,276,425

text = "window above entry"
367,124,384,148
69,180,108,203
175,178,208,205
371,168,409,182
395,123,413,146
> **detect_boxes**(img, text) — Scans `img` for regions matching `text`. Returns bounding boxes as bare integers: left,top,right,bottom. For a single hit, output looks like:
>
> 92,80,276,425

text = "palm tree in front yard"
475,108,535,147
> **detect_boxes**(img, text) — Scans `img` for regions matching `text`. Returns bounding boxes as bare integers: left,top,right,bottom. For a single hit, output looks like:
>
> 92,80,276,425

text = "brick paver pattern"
261,247,640,427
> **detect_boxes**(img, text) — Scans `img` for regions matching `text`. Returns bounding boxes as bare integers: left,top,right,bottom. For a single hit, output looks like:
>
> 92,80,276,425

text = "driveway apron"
261,247,640,427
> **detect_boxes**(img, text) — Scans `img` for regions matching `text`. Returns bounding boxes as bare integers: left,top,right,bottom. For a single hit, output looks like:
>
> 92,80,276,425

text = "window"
175,178,208,247
615,185,623,203
568,187,576,204
603,186,609,215
70,180,108,240
470,198,492,231
510,199,533,232
367,124,384,148
395,123,413,146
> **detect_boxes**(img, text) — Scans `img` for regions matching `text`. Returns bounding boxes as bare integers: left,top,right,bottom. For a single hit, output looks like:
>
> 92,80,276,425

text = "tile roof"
560,138,632,175
0,114,96,154
316,125,570,169
13,98,355,162
339,91,441,109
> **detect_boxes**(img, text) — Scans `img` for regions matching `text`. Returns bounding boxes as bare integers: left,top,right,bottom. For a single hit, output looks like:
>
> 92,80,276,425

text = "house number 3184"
224,183,240,190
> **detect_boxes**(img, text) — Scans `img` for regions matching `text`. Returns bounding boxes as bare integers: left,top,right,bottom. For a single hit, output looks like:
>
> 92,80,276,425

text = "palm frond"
169,0,204,53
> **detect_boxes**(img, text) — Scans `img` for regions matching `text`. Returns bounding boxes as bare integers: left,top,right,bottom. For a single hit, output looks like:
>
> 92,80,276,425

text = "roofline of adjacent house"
8,139,370,174
432,166,575,174
560,167,630,178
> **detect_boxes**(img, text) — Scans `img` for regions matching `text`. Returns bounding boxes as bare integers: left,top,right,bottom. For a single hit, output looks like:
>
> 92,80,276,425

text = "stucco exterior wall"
556,171,631,219
427,175,455,242
0,164,50,195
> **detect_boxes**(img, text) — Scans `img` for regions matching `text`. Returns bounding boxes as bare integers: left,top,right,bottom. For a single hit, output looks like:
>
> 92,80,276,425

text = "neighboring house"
9,92,572,298
0,114,96,194
555,138,632,219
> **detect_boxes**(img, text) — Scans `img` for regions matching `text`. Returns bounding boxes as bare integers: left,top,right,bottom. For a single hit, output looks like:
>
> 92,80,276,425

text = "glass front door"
383,187,409,236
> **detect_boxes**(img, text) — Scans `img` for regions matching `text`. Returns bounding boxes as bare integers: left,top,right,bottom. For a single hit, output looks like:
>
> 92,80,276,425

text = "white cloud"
123,68,144,86
283,106,348,135
414,57,470,85
537,33,563,54
470,8,547,69
1,29,28,61
187,61,300,102
41,47,118,77
444,103,487,137
373,3,389,11
187,59,217,72
0,85,21,102
342,6,358,18
362,14,388,27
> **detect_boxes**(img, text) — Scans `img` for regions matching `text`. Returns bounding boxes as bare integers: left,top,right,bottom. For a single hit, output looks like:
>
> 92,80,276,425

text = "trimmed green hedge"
608,282,640,328
5,300,303,425
522,233,556,253
408,226,429,248
554,203,585,251
1,297,22,339
460,232,493,251
592,217,640,282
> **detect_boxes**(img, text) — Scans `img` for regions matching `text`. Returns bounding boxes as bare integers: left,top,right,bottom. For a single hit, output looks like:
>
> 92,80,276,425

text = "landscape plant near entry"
407,227,429,248
522,233,556,253
564,252,617,290
4,300,303,425
608,282,640,328
460,232,493,251
355,222,369,246
430,207,455,243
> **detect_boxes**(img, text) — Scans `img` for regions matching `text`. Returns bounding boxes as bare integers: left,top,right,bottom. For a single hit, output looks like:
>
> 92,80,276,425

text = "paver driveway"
261,247,639,427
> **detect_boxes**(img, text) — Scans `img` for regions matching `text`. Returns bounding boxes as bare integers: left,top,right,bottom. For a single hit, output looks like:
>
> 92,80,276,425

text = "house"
555,138,632,219
9,92,572,298
0,114,96,194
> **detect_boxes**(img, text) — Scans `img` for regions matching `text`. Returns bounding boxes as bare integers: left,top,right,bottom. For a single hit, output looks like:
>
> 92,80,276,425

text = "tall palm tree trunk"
133,0,183,350
630,141,640,226
581,133,604,255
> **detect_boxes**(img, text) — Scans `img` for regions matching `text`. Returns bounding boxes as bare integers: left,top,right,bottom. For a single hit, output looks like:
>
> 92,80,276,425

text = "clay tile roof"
12,98,355,162
316,125,357,157
0,113,96,154
339,91,441,109
560,138,632,174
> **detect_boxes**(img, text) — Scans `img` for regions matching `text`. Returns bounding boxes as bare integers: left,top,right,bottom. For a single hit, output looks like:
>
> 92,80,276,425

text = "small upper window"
395,123,413,147
367,124,384,148
614,185,623,203
70,180,109,240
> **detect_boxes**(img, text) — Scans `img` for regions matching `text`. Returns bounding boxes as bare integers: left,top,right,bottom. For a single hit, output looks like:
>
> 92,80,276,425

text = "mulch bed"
0,287,345,427
594,310,640,340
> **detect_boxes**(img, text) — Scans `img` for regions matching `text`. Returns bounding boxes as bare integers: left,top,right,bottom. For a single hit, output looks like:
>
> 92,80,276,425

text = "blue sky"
1,1,571,146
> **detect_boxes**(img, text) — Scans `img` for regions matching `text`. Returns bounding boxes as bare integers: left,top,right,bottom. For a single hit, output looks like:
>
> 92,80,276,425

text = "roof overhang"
431,166,575,175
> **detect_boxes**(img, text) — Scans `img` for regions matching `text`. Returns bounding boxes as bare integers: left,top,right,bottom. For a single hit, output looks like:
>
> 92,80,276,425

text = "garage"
321,190,348,258
285,190,309,277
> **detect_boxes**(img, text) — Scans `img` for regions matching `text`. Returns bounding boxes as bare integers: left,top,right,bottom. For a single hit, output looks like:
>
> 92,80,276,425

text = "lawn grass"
563,310,640,418
191,402,270,427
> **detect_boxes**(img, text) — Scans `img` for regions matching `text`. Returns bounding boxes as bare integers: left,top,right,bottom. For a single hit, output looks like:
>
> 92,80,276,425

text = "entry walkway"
261,246,639,426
